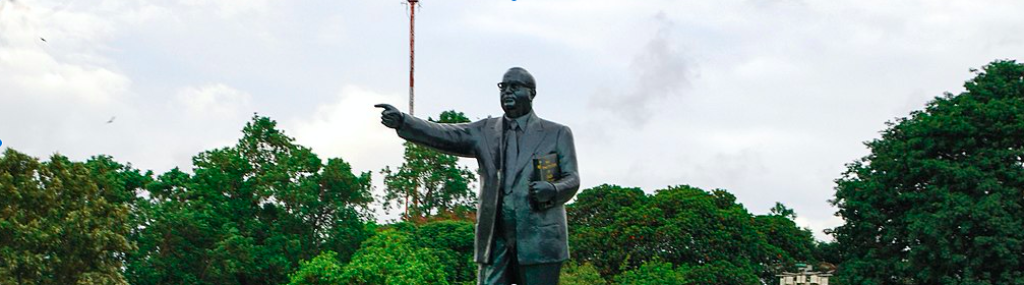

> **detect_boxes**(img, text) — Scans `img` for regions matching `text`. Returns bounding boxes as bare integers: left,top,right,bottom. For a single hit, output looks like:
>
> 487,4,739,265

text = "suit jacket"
395,111,580,265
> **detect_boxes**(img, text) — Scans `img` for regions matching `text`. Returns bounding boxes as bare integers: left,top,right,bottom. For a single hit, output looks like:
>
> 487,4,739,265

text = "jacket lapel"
512,114,548,182
492,118,504,170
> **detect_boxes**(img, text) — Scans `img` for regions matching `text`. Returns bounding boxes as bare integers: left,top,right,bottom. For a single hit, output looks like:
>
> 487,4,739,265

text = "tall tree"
125,115,374,285
754,202,817,274
289,220,477,285
1,149,147,285
380,110,477,220
566,184,650,277
566,184,815,284
831,60,1024,284
337,229,450,285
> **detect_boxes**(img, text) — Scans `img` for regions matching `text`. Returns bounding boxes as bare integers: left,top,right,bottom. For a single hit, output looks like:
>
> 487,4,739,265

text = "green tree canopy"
831,60,1024,284
286,251,345,285
612,259,759,285
381,110,477,221
612,260,688,285
339,229,450,285
567,184,816,284
125,115,374,285
755,203,817,272
1,149,147,285
289,220,476,285
403,220,476,283
560,261,607,285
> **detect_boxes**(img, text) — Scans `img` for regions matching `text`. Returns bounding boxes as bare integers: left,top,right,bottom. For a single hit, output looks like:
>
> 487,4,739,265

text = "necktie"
503,120,519,194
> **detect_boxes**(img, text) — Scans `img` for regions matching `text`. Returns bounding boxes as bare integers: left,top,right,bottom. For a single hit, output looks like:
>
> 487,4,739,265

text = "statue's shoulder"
476,116,500,127
537,117,571,133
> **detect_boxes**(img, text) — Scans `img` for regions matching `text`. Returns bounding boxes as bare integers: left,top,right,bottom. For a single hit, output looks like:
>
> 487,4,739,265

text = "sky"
2,0,1023,241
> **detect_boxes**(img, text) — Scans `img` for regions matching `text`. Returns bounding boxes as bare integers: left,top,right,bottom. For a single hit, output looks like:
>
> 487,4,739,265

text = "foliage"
566,184,649,276
566,184,817,284
613,260,687,285
770,201,797,219
830,60,1024,285
560,261,607,285
125,115,374,285
380,110,477,220
405,220,476,284
289,220,474,285
813,241,844,269
340,229,449,285
755,203,817,271
287,251,345,285
612,259,759,285
0,149,147,285
683,260,760,285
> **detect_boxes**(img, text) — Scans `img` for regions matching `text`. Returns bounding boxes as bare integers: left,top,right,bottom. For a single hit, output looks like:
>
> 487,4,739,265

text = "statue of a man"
376,67,580,285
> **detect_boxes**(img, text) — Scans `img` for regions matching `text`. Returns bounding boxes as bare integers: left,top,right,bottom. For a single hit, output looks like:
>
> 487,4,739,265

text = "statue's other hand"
529,181,556,205
374,103,404,129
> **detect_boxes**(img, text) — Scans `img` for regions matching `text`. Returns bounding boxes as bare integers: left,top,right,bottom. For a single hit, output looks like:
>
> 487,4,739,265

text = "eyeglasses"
497,82,528,91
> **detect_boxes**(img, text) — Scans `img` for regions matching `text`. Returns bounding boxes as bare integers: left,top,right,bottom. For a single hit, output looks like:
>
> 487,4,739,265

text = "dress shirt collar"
504,111,534,132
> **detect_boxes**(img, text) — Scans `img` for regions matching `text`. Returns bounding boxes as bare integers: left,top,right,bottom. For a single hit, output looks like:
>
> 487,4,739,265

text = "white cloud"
290,86,422,223
590,12,694,127
795,215,843,242
0,0,127,104
175,83,252,117
0,48,129,104
177,0,270,18
291,85,407,176
5,0,1024,242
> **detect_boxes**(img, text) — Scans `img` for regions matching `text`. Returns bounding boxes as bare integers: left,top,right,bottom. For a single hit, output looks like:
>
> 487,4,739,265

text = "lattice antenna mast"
407,0,419,116
402,0,421,220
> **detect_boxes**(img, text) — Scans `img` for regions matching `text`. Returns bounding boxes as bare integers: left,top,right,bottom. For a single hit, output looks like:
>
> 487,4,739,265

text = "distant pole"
404,0,419,220
408,0,418,116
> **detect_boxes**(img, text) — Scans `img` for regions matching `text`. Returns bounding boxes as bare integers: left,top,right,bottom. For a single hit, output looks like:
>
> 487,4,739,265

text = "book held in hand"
532,153,559,209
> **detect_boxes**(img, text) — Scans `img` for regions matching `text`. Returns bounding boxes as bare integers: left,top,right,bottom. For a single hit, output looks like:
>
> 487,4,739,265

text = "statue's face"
499,69,535,118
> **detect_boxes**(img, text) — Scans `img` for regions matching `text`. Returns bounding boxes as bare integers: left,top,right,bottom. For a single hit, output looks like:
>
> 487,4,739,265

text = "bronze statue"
376,67,580,285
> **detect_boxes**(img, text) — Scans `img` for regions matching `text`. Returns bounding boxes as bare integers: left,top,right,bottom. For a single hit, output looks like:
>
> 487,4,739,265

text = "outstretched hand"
375,104,403,129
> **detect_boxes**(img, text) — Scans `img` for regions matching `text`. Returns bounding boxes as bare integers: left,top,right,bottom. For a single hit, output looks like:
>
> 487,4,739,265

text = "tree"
1,149,147,285
286,251,344,285
566,184,650,277
560,261,607,285
813,240,844,269
647,185,773,281
830,60,1024,284
380,110,477,221
682,260,760,285
769,202,796,219
125,115,374,285
613,260,688,285
290,220,476,285
404,220,476,284
755,202,816,274
339,229,450,285
566,184,816,283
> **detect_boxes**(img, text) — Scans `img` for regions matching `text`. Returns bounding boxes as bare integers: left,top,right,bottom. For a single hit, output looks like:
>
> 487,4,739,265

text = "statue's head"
499,67,536,118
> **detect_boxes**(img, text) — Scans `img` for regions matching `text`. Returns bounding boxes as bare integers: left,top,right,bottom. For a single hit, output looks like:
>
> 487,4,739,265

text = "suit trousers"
478,197,562,285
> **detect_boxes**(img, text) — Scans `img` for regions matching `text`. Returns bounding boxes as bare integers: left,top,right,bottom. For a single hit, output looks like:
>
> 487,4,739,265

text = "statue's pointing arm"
376,104,477,157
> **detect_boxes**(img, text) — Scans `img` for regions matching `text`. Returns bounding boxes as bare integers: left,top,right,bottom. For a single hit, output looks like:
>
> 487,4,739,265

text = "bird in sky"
40,37,46,42
106,116,115,124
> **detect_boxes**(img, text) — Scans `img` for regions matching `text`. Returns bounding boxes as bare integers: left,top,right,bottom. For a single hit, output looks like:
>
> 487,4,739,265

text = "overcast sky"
3,0,1023,241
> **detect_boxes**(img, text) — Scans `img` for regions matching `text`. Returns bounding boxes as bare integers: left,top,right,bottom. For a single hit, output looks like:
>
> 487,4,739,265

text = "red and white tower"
407,0,418,116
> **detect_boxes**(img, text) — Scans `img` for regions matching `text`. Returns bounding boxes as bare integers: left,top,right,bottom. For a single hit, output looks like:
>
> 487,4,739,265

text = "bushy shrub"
613,260,687,285
340,229,449,285
560,261,607,285
287,251,344,285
